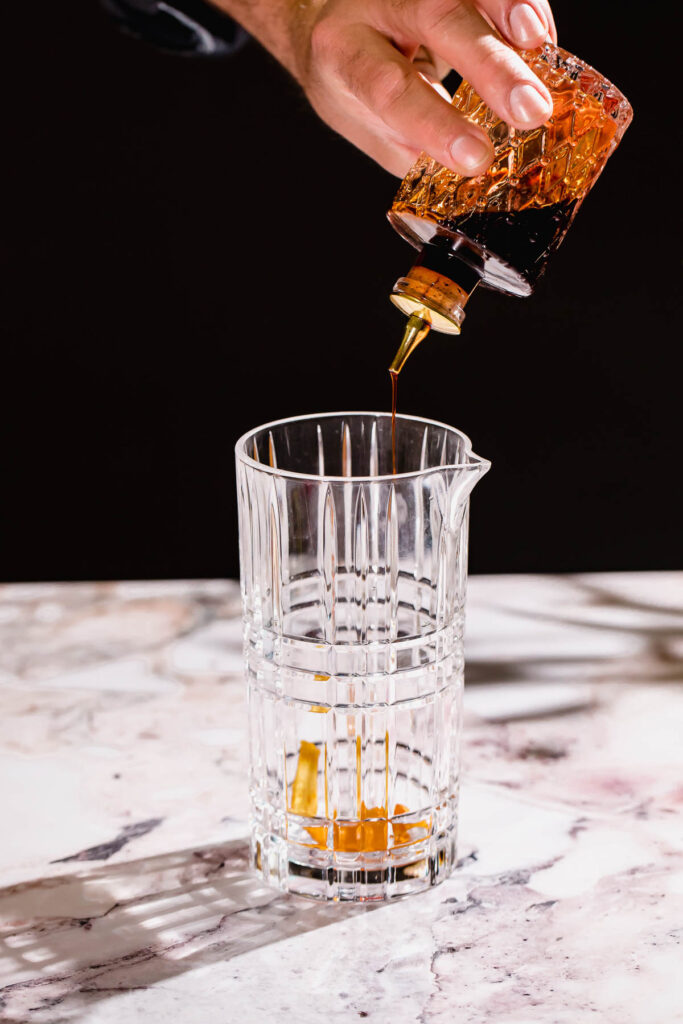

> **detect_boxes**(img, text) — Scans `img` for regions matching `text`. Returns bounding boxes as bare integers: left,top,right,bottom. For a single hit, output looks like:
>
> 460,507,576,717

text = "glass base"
253,826,457,902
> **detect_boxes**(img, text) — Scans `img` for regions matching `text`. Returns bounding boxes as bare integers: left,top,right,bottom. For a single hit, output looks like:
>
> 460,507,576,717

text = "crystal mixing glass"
236,413,489,901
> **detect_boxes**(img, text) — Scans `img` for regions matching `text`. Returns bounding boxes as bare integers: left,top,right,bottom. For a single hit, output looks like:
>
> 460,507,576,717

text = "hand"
295,0,557,176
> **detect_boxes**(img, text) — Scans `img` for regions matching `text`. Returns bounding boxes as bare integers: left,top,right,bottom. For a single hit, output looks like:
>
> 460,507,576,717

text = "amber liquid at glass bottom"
236,413,489,901
290,731,426,853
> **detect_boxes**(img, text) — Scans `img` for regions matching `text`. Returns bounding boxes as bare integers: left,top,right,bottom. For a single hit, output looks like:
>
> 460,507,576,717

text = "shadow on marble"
511,575,682,641
0,839,372,1018
467,574,683,696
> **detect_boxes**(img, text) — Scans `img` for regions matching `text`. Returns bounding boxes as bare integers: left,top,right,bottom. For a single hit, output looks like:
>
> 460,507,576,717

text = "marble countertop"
1,573,681,1023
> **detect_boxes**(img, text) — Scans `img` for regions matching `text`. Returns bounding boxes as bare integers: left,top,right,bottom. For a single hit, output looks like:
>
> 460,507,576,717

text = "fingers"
304,0,559,180
410,1,553,131
411,45,452,88
416,70,452,103
321,25,494,175
374,0,557,134
356,132,423,177
478,0,557,48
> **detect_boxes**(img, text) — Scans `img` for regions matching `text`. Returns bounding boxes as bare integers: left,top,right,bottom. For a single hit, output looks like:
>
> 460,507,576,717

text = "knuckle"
497,0,517,24
386,0,416,11
419,0,470,37
309,16,338,64
475,38,518,81
499,0,520,37
370,61,414,115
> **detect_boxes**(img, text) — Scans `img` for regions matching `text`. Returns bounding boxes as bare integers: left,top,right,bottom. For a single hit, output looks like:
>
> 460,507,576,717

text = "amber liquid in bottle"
387,43,633,385
390,45,630,302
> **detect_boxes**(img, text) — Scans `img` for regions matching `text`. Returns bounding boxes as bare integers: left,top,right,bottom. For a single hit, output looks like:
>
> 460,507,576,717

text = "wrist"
208,0,325,83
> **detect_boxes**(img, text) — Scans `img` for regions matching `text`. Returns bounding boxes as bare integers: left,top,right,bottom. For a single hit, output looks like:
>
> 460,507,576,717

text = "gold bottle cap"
390,264,471,335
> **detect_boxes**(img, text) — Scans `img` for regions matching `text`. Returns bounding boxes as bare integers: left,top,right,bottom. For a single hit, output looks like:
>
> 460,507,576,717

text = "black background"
3,0,680,582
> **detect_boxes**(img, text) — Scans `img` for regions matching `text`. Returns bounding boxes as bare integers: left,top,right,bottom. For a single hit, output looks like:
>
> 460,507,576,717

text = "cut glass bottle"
388,43,633,336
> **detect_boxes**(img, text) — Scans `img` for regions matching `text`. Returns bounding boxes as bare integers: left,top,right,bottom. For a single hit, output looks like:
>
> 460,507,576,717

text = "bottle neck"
390,239,481,335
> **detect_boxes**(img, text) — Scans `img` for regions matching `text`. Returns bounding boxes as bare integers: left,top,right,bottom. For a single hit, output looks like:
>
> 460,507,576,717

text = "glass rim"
235,410,490,483
536,41,633,119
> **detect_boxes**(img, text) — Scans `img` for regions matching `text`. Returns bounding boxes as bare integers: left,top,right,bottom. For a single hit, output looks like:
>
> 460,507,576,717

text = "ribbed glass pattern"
235,413,489,901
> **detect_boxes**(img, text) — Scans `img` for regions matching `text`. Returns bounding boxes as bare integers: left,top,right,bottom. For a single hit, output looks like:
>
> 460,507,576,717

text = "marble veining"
0,573,681,1023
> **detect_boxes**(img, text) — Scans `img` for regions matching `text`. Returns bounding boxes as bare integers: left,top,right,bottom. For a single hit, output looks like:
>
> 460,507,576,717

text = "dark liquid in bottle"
391,198,579,297
446,200,579,293
388,205,580,475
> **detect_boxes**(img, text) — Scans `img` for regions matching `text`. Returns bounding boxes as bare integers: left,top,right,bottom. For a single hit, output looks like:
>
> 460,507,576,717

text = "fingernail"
509,82,552,127
449,133,492,174
509,3,546,46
